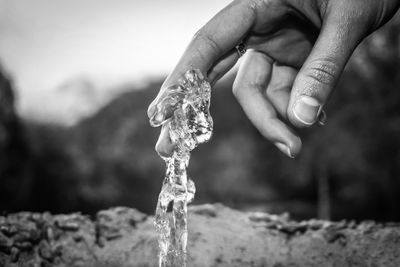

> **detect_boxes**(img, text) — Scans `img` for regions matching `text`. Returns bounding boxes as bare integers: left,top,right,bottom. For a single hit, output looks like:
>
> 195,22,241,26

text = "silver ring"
235,41,246,57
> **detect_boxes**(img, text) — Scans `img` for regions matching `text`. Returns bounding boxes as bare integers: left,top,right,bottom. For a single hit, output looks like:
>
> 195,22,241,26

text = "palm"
247,17,317,69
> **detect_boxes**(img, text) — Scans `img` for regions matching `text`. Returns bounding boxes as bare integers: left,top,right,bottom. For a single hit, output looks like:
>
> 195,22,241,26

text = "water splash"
149,69,213,267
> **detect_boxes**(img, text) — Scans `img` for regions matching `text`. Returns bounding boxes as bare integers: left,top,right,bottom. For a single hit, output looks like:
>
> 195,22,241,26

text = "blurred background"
0,0,400,222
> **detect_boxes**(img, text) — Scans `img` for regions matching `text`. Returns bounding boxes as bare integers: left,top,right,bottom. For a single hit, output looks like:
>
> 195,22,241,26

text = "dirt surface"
0,204,399,267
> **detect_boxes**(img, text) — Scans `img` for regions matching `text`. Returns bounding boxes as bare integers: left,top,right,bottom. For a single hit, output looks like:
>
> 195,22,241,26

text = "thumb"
287,7,369,127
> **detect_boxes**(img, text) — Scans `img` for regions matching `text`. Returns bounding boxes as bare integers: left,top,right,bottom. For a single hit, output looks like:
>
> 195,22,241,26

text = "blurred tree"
1,16,400,221
0,68,32,212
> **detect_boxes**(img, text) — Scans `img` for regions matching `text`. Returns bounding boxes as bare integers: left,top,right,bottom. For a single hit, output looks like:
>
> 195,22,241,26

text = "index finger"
148,0,257,122
167,0,256,82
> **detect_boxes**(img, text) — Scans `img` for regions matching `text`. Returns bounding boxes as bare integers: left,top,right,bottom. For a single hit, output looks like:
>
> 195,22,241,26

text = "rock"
0,204,399,266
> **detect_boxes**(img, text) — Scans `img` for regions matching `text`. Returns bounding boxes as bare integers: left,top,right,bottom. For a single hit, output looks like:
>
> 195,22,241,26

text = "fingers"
148,48,239,127
233,50,301,158
162,0,256,88
155,122,175,158
149,0,259,157
208,48,239,85
149,0,256,127
150,48,241,157
266,64,330,125
265,63,297,118
287,7,367,127
147,84,186,127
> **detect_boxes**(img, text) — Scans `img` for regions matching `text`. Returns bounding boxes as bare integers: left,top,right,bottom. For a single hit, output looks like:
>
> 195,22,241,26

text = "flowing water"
149,69,213,267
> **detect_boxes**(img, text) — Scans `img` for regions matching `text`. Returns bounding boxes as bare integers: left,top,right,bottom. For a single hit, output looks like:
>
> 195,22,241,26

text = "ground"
0,204,399,267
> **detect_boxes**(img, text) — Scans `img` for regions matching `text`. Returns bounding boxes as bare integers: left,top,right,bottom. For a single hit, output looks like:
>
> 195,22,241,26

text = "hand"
148,0,399,158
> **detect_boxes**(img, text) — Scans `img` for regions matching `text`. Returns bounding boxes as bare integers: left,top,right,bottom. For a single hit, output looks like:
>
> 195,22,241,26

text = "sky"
0,0,231,124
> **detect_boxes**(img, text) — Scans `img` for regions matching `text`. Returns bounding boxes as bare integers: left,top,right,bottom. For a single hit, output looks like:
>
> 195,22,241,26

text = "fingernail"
150,112,165,127
293,96,321,125
147,104,156,119
275,142,294,158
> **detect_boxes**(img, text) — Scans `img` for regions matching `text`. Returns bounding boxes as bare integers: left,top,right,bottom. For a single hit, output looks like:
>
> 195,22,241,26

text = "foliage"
1,17,400,221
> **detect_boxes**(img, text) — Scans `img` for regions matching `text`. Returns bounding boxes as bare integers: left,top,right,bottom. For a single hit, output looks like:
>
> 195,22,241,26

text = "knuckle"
232,80,262,99
249,0,285,21
192,30,222,60
302,59,339,87
250,0,281,10
249,0,266,12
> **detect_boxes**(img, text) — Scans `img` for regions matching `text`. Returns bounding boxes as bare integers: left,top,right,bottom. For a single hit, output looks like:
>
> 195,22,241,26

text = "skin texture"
148,0,400,158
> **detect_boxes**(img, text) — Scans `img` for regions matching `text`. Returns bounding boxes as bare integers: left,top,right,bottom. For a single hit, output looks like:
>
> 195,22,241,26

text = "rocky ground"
0,204,399,267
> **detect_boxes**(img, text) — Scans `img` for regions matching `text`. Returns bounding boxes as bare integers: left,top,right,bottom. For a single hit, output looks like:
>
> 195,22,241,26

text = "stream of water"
149,69,213,267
